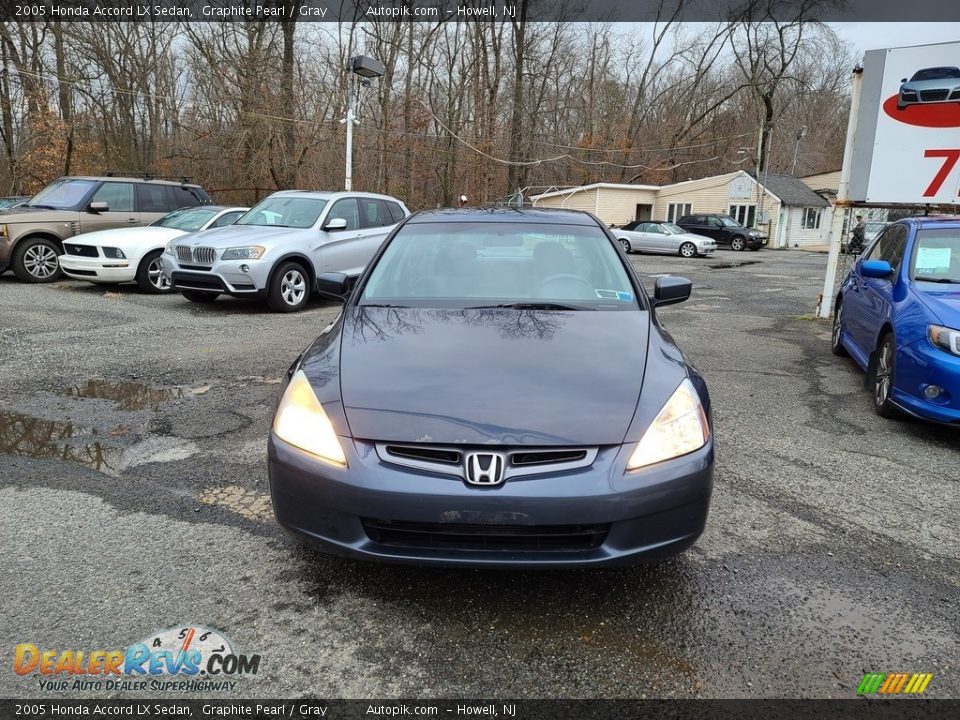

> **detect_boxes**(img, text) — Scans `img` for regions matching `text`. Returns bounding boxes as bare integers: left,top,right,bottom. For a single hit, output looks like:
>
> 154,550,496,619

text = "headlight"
627,378,710,470
102,247,126,259
163,240,174,255
273,369,346,466
0,224,7,236
221,246,265,260
928,325,960,356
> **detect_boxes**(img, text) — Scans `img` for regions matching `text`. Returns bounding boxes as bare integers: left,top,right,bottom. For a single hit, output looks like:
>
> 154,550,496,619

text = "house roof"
529,182,659,201
752,172,830,208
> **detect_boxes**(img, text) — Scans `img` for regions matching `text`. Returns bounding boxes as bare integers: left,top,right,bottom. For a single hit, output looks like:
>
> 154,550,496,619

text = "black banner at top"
0,0,959,22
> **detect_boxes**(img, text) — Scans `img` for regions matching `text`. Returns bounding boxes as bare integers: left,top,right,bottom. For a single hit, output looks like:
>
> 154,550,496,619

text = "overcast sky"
829,23,960,55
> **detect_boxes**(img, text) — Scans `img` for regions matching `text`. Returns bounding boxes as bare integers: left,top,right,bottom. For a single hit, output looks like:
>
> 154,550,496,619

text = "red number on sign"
923,149,960,197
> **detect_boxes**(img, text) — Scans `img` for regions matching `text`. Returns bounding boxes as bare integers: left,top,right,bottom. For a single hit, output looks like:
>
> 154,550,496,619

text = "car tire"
679,242,697,258
873,332,900,419
12,237,63,283
181,289,220,304
618,239,631,254
730,236,746,251
831,300,848,357
135,250,173,294
267,261,310,313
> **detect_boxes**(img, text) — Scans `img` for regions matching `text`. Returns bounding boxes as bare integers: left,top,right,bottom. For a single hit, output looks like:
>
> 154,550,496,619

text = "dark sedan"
268,208,714,567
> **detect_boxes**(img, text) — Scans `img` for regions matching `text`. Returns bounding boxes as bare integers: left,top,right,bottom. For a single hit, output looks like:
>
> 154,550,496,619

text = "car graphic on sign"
897,66,960,110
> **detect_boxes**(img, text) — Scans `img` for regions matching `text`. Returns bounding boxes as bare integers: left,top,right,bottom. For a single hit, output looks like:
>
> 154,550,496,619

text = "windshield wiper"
915,276,960,284
466,302,594,311
24,203,56,210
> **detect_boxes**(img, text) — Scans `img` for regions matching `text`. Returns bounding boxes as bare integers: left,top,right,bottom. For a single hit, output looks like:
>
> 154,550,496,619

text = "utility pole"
343,79,356,191
791,126,807,175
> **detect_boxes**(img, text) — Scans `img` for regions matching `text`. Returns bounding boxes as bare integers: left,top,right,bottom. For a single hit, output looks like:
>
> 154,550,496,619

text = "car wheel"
618,239,631,254
831,301,848,357
679,242,697,258
12,237,63,283
181,289,220,304
873,333,900,419
135,250,173,294
267,261,310,313
730,236,746,251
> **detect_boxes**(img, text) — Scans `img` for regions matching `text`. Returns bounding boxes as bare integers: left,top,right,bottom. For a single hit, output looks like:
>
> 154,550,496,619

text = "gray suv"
0,175,212,282
161,190,409,312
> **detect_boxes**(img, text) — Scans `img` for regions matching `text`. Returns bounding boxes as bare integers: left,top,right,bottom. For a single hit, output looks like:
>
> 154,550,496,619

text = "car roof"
406,207,600,226
267,190,404,202
58,175,205,188
905,215,960,229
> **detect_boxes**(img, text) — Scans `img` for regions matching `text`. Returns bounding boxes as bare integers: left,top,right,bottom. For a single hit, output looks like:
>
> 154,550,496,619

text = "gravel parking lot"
1,248,957,698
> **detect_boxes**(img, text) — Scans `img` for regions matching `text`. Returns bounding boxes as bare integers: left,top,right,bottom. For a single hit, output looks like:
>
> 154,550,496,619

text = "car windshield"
152,207,219,231
661,223,686,235
235,197,327,228
718,216,742,227
361,221,640,311
912,67,960,81
912,228,960,284
26,178,96,210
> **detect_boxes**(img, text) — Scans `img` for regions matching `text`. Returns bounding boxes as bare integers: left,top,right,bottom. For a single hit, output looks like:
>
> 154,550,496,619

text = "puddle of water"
709,260,762,269
0,409,122,472
65,379,188,411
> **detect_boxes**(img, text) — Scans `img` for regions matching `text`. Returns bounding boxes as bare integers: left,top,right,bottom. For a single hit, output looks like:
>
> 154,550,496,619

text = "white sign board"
849,41,960,204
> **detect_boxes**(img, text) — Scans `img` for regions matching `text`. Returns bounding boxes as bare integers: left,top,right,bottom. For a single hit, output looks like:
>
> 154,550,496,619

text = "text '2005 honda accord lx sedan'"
267,208,714,568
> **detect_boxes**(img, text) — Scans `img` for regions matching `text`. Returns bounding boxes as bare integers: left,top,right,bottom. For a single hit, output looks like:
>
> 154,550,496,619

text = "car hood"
678,232,714,243
176,224,313,248
1,207,77,223
337,306,650,446
914,284,960,325
68,226,187,246
903,78,960,91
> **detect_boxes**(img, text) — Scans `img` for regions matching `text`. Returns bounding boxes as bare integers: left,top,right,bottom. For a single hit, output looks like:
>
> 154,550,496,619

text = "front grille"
64,244,98,257
511,449,587,467
374,443,599,481
920,89,949,102
361,518,609,552
176,246,217,265
384,445,461,465
171,272,227,292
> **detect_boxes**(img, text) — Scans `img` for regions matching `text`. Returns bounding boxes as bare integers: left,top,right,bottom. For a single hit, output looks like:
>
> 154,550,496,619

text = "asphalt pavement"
1,248,957,699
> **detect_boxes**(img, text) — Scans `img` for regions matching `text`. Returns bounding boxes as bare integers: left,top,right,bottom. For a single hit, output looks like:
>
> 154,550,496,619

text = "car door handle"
127,218,138,224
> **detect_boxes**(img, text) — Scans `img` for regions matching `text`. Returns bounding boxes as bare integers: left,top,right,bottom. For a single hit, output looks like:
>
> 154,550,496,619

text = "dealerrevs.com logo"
13,625,261,693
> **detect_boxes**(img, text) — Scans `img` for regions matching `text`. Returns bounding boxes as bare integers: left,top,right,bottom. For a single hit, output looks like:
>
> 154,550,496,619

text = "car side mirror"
316,272,353,300
652,276,692,307
860,259,893,279
323,217,348,232
901,78,907,83
88,201,109,213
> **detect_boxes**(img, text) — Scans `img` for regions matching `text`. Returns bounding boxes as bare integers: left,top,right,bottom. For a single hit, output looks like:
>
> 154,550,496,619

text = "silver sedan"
614,221,717,258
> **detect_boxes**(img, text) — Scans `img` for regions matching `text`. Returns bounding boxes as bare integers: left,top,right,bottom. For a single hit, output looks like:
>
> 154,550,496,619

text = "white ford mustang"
58,205,248,293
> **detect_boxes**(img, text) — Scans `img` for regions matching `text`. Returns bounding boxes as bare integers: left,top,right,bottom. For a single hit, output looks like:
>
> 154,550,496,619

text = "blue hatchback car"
833,216,960,422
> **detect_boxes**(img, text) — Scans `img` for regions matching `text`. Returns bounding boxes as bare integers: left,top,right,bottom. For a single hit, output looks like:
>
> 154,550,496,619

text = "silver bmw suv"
161,190,409,312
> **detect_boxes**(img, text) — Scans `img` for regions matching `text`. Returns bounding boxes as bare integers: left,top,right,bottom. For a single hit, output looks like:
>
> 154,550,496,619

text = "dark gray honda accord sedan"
268,208,713,567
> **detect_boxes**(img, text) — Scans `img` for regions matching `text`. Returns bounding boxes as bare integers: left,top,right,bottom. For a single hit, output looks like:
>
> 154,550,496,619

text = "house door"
635,204,652,221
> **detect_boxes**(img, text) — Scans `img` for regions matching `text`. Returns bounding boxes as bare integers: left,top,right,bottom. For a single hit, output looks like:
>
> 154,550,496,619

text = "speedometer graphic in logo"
140,625,235,661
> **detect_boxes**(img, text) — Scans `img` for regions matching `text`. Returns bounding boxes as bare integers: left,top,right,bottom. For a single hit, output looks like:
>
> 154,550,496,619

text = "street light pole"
342,55,385,193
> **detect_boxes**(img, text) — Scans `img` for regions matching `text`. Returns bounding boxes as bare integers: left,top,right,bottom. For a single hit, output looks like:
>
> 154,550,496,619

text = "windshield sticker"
595,289,633,301
916,247,951,273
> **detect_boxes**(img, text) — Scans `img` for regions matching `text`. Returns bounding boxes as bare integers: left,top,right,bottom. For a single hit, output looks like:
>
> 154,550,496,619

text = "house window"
667,202,692,222
802,208,822,230
728,204,756,227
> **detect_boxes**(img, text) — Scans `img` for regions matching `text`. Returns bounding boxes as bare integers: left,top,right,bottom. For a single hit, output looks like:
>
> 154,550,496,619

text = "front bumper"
59,255,134,283
746,235,767,249
894,338,960,424
160,254,268,296
268,434,714,568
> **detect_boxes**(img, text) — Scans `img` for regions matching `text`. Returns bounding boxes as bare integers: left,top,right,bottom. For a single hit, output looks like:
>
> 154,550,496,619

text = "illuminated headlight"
928,325,960,357
102,247,126,259
273,370,346,466
627,379,710,470
221,246,265,260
